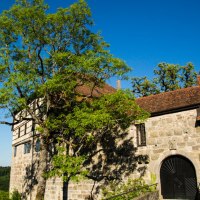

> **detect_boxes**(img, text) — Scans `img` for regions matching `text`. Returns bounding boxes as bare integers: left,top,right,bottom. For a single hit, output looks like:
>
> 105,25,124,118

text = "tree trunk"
35,138,48,200
63,181,69,200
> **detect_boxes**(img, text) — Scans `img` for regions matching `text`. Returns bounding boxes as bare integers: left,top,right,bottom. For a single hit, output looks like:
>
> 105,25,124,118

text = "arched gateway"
160,155,198,199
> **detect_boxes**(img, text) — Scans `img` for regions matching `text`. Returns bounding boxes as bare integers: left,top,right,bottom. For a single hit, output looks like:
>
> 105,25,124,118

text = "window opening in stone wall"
20,125,24,136
24,123,27,135
196,107,200,127
32,122,35,134
26,121,32,135
136,123,146,147
35,139,40,152
18,127,21,138
48,142,56,155
24,142,31,154
14,146,17,157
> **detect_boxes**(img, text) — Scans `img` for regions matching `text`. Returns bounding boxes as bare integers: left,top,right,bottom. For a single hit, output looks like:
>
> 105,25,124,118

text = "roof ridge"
136,86,200,114
137,85,200,100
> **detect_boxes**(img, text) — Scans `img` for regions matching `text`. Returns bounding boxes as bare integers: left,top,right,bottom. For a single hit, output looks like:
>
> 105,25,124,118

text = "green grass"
0,167,21,200
0,175,10,191
0,167,10,192
0,190,9,200
0,190,22,200
0,174,10,200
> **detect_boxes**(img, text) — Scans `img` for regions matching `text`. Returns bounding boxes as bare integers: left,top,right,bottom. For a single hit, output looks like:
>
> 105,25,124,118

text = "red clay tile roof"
76,83,116,97
77,83,200,115
136,86,200,114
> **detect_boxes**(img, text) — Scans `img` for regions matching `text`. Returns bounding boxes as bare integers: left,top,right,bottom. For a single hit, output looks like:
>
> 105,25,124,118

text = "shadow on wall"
22,159,39,199
22,126,149,200
82,126,149,200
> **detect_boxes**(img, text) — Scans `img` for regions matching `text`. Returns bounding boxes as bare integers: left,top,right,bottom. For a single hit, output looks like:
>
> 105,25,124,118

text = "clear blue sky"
0,0,200,166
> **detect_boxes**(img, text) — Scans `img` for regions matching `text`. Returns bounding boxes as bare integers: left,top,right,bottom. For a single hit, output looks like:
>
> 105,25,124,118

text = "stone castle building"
9,79,200,200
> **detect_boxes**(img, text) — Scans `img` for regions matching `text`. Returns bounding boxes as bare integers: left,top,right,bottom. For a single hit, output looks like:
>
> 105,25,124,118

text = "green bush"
0,167,10,192
0,190,21,200
0,175,10,191
0,190,9,200
10,190,21,200
101,178,156,200
0,167,10,176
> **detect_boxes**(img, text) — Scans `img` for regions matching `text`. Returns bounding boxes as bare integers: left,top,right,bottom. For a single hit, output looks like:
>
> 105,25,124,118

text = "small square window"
24,123,27,135
14,146,17,157
136,123,146,147
31,122,35,133
196,107,200,127
24,142,31,154
18,127,21,138
35,139,40,152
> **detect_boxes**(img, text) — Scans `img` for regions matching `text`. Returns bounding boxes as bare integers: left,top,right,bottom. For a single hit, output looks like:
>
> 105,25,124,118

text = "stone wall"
68,180,98,200
134,191,159,200
9,121,96,200
9,135,33,198
135,108,200,197
10,108,200,200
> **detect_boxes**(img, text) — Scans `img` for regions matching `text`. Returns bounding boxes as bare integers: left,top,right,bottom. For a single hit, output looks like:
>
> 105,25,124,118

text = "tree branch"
37,47,45,83
0,121,20,126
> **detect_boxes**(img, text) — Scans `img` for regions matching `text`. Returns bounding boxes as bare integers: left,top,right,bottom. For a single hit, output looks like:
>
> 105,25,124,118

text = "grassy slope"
0,167,10,199
0,174,10,191
0,167,10,191
0,190,9,200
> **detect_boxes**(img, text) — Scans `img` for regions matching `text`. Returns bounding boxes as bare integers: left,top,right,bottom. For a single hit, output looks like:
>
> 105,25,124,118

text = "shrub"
0,190,9,200
0,190,21,200
10,190,21,200
101,178,156,200
0,167,10,192
0,174,10,191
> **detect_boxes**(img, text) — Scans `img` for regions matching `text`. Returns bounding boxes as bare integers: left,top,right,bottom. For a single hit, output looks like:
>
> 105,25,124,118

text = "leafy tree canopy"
0,167,10,192
132,62,198,97
0,0,149,199
0,167,10,177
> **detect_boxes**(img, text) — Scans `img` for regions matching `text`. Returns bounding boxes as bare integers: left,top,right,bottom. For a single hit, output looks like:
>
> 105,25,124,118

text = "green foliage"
150,173,157,185
46,90,149,182
0,0,129,113
154,62,181,92
132,77,158,97
0,190,21,200
180,62,198,88
0,167,10,176
0,167,10,191
0,175,10,191
132,62,198,97
0,0,149,198
101,178,156,200
47,146,88,182
0,191,9,200
10,190,21,200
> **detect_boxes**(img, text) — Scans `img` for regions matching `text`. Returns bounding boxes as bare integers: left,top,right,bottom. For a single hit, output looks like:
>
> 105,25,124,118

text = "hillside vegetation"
0,167,10,191
0,190,9,200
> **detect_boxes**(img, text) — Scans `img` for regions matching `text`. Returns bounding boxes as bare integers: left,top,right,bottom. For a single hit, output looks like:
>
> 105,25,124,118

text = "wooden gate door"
160,155,197,199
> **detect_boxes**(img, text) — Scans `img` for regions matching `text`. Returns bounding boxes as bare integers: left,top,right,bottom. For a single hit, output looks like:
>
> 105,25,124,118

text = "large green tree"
132,62,198,97
0,0,148,199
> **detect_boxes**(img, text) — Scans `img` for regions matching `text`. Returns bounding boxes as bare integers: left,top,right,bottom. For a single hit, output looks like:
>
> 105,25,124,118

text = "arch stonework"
9,99,200,200
149,150,200,198
135,109,200,199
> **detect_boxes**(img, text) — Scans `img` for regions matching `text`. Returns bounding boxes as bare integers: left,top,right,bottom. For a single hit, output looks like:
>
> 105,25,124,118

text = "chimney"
197,75,200,86
116,80,121,90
